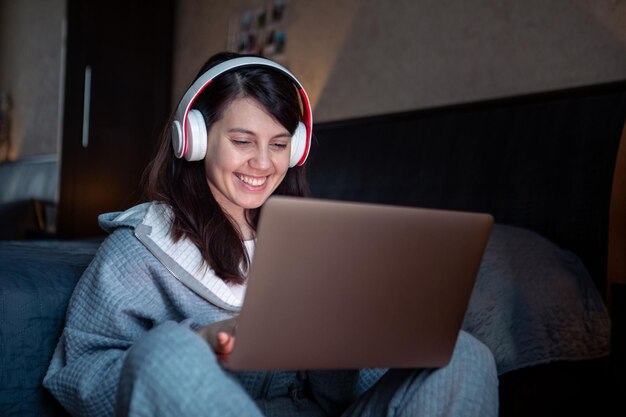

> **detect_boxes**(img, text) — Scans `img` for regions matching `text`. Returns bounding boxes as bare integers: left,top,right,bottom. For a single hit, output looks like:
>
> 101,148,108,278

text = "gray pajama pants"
116,323,498,417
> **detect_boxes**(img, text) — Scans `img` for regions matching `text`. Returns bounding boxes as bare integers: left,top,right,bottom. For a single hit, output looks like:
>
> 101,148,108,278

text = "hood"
98,202,153,234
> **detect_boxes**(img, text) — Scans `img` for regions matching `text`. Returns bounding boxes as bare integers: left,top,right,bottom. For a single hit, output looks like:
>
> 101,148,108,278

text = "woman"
44,52,498,417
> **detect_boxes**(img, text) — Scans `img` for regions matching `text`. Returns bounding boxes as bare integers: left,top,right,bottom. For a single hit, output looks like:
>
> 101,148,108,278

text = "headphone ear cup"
185,109,208,161
290,122,307,167
171,120,184,158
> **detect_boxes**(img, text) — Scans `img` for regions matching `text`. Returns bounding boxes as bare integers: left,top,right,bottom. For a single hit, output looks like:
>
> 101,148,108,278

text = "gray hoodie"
44,202,383,417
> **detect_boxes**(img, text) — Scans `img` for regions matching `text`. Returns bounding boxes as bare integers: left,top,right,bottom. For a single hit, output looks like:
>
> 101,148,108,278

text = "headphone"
171,57,313,167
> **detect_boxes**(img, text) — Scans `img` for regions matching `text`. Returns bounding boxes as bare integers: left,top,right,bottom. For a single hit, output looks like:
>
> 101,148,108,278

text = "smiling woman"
149,54,311,285
41,52,499,417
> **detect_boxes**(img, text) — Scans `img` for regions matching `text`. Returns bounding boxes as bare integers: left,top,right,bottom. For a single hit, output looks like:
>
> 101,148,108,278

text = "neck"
227,208,254,240
238,218,254,240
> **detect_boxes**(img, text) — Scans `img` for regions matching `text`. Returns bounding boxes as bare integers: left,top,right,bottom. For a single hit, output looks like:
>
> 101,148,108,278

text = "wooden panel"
309,84,626,296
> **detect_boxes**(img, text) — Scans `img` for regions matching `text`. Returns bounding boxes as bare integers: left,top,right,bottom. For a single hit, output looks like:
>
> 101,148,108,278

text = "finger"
216,331,235,354
217,331,229,346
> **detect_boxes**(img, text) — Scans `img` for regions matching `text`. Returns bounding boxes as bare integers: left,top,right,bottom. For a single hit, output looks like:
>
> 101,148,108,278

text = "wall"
0,0,66,160
2,0,626,160
174,0,626,122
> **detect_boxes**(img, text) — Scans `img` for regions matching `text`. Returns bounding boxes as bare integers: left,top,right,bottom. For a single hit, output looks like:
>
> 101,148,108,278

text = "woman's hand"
214,331,236,360
196,318,237,361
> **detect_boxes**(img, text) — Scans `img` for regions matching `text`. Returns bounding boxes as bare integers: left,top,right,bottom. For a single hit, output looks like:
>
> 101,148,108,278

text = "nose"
249,146,271,170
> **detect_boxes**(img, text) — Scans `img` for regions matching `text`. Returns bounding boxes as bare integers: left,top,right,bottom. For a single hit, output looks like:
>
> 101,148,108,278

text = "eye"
271,142,288,149
231,138,251,146
270,137,290,150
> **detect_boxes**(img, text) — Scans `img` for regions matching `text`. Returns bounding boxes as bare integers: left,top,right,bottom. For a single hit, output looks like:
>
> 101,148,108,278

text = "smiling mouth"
236,173,268,187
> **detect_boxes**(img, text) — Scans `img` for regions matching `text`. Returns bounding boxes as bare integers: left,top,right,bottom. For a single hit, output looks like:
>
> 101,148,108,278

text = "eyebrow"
227,128,291,139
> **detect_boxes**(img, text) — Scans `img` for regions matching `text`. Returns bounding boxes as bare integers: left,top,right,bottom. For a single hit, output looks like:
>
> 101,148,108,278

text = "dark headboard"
307,82,626,297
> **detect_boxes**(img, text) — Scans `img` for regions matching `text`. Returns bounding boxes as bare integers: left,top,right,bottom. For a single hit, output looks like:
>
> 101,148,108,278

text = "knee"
449,330,498,384
120,321,222,385
116,323,230,416
454,331,495,366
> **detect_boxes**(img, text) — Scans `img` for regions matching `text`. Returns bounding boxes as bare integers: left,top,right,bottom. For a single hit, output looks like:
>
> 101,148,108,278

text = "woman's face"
204,97,292,222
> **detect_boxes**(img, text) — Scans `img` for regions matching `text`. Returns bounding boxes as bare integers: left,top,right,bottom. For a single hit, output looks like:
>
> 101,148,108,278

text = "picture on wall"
228,0,288,63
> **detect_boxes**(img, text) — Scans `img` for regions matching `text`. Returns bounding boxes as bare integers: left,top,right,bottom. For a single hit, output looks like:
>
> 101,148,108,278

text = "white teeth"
238,174,267,187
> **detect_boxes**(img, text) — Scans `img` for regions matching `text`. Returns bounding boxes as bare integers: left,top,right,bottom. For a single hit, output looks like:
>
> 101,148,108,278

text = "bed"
306,82,626,416
1,82,625,417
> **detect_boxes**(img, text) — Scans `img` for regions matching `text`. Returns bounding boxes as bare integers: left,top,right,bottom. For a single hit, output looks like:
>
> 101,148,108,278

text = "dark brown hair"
144,52,309,284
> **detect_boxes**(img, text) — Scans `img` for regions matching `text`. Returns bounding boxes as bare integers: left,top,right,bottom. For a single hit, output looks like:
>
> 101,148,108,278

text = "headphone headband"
172,57,313,166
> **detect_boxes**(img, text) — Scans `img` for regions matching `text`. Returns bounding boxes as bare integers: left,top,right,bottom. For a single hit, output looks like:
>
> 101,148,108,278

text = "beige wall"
0,0,66,160
174,0,626,122
173,0,364,117
2,0,626,160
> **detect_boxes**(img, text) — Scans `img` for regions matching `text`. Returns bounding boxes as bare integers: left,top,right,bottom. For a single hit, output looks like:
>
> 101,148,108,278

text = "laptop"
209,196,493,371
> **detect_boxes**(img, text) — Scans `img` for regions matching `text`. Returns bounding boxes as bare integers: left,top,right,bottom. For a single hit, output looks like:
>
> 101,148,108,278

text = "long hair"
144,52,310,284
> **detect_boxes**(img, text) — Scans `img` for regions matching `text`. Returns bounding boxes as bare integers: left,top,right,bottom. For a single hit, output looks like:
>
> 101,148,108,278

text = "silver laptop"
210,196,493,371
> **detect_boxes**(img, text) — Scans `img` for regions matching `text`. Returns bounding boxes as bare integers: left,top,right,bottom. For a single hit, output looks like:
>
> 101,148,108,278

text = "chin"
237,197,269,210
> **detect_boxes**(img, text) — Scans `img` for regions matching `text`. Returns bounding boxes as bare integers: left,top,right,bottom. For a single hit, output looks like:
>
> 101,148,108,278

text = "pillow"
462,224,611,375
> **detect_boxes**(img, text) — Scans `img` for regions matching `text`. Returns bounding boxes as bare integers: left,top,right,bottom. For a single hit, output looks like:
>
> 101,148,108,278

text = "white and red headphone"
171,57,313,167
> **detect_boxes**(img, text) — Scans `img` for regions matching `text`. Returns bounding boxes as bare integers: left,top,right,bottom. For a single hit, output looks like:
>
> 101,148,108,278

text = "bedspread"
462,224,611,374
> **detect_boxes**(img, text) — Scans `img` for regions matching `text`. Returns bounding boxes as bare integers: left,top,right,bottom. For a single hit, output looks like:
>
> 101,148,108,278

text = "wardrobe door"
57,0,173,238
